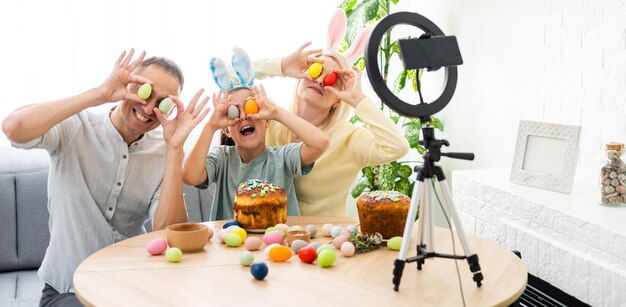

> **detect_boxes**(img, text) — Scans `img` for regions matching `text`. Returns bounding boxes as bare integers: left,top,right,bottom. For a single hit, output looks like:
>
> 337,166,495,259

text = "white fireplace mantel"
452,168,626,306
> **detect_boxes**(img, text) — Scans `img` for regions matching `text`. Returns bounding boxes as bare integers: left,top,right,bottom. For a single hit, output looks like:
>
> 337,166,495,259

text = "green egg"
138,83,152,100
239,251,254,266
387,236,403,251
159,98,174,114
317,249,336,268
225,233,242,247
165,247,182,263
265,226,286,236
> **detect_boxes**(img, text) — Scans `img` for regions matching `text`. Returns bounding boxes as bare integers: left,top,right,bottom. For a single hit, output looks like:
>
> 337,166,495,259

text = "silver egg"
227,104,240,119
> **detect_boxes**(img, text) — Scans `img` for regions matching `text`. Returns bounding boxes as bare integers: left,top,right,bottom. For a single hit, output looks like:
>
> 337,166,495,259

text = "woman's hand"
207,90,240,130
247,84,279,121
97,49,152,106
155,89,210,149
281,42,324,80
324,65,366,108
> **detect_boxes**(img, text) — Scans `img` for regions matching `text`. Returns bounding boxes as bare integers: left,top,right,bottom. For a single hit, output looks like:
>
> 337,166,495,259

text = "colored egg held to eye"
159,98,174,114
323,71,338,86
227,104,240,119
244,99,259,115
138,83,152,100
307,62,323,79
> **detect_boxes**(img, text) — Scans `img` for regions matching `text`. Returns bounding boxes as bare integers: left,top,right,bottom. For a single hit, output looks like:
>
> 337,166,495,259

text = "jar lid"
606,142,624,152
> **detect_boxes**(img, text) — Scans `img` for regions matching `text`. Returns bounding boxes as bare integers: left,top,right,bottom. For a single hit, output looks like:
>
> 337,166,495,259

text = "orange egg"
244,99,259,115
269,245,293,262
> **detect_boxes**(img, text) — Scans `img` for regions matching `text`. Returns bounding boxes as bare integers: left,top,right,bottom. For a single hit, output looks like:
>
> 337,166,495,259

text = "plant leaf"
393,70,407,93
351,177,371,198
339,0,358,14
430,116,444,131
345,0,379,45
403,121,421,150
390,0,400,4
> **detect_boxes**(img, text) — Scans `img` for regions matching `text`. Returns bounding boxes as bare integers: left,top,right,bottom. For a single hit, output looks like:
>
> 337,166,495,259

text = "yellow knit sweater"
257,58,410,216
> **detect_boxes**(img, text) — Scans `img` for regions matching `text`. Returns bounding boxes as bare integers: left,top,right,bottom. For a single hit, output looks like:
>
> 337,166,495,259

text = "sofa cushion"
0,270,44,307
0,148,49,273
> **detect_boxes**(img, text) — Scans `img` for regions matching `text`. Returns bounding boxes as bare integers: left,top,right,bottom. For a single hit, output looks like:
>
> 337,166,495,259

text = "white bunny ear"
327,9,347,51
210,57,233,91
231,46,255,87
343,24,374,63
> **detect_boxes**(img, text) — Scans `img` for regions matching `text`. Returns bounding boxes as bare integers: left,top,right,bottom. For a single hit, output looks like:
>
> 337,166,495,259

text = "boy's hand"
247,84,279,121
324,65,366,108
281,42,324,80
98,49,152,106
207,90,239,130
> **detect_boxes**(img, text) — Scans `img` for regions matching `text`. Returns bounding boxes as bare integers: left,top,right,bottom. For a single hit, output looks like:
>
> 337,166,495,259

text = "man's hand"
97,49,152,106
155,89,210,149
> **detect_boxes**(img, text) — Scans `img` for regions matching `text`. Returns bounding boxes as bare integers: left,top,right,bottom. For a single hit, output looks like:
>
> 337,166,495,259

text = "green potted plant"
338,0,443,198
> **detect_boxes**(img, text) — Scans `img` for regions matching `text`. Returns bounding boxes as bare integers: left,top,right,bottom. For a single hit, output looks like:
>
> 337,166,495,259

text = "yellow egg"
231,227,247,241
307,62,323,79
269,245,293,262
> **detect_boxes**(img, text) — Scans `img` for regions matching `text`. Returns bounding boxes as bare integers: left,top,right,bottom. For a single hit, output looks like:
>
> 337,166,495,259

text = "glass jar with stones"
600,142,626,206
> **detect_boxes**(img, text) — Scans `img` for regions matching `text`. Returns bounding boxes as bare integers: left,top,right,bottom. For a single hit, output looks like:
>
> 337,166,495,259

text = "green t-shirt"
201,143,313,220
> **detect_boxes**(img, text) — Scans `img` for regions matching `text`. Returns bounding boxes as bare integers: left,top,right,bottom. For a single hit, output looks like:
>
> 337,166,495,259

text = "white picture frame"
510,120,581,194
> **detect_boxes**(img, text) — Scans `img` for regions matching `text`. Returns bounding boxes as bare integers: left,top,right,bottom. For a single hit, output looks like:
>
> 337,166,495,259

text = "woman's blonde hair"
275,50,353,144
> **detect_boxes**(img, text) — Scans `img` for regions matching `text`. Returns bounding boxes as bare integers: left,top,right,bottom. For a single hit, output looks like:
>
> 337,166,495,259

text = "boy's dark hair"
137,56,185,90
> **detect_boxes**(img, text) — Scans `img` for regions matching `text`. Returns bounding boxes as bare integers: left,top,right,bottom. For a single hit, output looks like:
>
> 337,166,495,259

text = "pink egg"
218,229,229,243
341,241,355,257
321,224,333,237
146,238,168,255
332,235,349,249
262,230,285,245
244,237,263,251
207,228,214,240
340,229,351,238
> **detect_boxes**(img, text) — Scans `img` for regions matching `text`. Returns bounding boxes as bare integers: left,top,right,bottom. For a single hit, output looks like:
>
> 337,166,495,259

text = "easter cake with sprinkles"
356,191,410,239
234,179,287,230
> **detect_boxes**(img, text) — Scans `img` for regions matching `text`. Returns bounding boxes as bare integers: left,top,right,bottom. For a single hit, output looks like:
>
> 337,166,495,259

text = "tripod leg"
423,179,435,254
437,179,484,287
415,179,427,270
393,179,423,291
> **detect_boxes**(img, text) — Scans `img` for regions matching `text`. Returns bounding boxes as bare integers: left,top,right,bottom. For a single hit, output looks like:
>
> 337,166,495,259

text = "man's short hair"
137,57,184,91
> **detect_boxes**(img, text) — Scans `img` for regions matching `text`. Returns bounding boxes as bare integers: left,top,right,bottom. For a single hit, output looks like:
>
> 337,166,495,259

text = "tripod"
392,126,484,291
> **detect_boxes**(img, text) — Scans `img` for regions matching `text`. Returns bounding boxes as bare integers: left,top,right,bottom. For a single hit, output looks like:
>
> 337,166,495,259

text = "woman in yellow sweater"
254,40,409,216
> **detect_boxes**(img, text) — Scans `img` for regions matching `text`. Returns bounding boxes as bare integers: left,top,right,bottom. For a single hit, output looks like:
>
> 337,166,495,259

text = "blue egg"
250,262,268,280
223,220,243,229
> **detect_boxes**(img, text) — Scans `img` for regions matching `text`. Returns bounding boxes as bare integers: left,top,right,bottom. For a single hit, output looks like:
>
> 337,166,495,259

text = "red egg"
323,71,338,87
298,247,317,264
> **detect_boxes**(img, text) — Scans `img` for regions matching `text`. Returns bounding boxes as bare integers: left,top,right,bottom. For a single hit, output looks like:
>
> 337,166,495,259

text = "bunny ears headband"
327,9,374,63
210,46,255,92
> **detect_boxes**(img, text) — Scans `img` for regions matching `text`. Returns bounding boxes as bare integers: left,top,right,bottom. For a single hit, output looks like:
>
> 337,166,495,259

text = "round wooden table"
74,216,526,306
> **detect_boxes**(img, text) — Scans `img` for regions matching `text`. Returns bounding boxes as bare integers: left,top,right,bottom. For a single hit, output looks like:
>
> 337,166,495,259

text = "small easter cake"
356,191,410,239
234,179,287,230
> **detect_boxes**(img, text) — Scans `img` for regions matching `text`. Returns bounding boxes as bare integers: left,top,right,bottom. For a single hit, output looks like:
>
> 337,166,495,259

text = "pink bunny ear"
327,9,347,51
343,24,374,63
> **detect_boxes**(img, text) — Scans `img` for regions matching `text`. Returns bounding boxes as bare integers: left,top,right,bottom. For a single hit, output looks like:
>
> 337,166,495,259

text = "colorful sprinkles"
365,191,406,202
238,179,282,198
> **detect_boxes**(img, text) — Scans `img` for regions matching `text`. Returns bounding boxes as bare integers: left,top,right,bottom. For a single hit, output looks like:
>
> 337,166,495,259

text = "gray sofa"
0,146,214,307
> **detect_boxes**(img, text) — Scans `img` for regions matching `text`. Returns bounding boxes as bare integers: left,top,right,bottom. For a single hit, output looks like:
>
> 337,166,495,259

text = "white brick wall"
453,169,626,306
538,0,626,181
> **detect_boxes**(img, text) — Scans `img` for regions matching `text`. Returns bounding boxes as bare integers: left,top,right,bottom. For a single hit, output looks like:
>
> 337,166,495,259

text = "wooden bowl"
166,223,209,253
286,230,310,245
